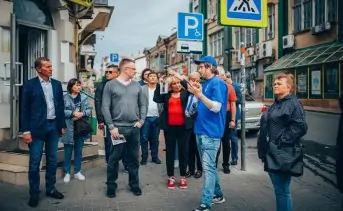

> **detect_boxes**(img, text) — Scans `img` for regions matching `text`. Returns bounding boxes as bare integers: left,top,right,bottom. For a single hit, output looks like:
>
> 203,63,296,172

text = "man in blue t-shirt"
187,56,228,211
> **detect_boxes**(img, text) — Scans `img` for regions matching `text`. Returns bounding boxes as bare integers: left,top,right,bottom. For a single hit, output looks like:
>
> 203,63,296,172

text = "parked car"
236,95,266,134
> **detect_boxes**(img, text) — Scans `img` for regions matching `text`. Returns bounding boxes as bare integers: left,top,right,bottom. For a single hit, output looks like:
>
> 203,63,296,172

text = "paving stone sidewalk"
0,145,341,211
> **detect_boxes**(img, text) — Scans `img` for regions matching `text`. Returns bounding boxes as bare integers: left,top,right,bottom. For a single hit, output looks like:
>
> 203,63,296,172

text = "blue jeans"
105,127,128,168
196,134,223,207
104,127,112,164
140,116,160,160
28,121,59,196
269,172,293,211
63,137,84,174
230,125,239,162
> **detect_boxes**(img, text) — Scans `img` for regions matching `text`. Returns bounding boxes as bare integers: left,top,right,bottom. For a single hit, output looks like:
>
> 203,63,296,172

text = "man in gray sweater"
102,58,148,198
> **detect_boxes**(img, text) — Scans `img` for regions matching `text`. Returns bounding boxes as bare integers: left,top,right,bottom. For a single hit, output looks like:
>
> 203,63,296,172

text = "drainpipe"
200,0,207,56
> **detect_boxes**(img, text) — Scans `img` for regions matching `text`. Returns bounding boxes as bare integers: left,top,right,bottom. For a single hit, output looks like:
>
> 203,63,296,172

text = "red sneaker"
180,177,187,189
168,177,175,189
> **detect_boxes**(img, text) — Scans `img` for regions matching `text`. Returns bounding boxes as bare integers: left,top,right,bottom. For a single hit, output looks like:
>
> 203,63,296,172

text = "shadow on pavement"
302,140,337,189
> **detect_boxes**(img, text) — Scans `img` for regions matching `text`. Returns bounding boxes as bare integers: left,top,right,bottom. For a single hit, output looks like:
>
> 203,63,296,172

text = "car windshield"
245,95,255,101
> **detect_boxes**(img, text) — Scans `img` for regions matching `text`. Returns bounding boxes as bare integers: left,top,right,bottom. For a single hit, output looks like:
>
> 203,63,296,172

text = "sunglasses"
105,71,115,74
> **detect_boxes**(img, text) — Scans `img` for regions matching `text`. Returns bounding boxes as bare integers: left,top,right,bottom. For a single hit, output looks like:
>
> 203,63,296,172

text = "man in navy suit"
21,57,66,207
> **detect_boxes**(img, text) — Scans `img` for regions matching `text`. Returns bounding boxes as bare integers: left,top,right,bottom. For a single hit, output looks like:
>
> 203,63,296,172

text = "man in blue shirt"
188,56,228,211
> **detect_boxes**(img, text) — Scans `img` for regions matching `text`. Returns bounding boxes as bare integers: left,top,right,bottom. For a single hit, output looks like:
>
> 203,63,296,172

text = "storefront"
264,42,343,109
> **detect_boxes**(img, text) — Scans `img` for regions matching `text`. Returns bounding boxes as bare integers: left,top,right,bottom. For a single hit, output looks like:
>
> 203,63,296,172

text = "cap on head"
194,56,217,68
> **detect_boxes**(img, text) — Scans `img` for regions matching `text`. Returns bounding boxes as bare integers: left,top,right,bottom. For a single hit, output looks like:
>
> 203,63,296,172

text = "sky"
94,0,189,65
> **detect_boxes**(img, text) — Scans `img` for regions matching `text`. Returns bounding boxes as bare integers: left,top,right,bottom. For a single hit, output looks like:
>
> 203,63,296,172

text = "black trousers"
164,126,191,177
188,132,202,172
107,126,140,190
216,111,232,167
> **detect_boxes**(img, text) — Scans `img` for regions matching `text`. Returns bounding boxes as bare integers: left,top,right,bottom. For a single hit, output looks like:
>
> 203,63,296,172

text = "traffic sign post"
177,12,204,75
219,0,267,28
110,53,119,63
218,0,267,171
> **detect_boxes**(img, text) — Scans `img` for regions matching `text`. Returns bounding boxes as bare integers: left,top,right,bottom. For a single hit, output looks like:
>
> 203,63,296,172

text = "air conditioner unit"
283,35,294,49
247,47,255,56
259,41,273,59
255,43,260,60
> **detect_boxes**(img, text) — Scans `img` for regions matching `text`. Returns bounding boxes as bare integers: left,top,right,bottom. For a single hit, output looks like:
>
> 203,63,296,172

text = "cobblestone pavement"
0,133,341,211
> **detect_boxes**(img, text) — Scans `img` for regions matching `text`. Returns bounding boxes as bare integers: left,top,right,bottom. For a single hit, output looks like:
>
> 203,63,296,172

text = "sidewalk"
0,140,341,210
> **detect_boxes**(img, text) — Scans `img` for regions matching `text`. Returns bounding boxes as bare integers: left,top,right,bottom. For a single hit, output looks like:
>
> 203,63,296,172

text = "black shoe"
131,187,142,196
230,160,238,166
152,158,162,164
46,189,64,199
185,171,194,178
28,196,39,207
140,159,147,165
106,187,116,198
194,204,211,211
223,166,231,174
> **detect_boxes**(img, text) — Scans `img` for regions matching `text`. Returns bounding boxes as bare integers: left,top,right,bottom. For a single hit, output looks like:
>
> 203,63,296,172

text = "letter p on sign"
185,16,198,36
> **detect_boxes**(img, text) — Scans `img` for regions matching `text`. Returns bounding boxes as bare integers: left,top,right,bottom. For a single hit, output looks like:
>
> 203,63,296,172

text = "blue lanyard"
186,95,194,111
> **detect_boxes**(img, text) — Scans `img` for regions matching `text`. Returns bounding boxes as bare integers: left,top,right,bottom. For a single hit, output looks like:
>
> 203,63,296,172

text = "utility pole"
240,42,246,171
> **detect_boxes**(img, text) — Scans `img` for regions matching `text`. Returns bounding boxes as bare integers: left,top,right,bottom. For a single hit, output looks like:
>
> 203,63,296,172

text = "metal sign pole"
188,53,193,74
240,42,246,171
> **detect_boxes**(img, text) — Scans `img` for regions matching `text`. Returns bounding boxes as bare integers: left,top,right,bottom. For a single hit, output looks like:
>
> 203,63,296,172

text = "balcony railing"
94,0,108,6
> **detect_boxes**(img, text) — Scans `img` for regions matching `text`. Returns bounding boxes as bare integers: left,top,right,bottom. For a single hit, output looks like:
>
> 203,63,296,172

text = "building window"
293,0,337,33
265,3,275,40
237,28,257,47
309,65,322,99
296,67,308,99
324,62,339,99
210,30,224,57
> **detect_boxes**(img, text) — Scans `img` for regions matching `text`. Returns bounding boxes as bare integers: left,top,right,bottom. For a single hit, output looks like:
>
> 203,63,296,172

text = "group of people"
22,55,322,211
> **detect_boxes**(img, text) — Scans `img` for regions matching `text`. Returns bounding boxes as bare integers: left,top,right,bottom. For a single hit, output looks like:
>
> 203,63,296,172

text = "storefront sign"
68,0,92,7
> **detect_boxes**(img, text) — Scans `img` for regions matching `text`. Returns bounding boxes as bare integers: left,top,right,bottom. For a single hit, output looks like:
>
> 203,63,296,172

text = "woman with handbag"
258,73,308,211
61,78,92,183
153,71,194,189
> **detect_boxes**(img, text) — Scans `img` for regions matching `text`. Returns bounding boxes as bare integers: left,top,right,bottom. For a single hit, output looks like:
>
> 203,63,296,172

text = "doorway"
17,25,47,132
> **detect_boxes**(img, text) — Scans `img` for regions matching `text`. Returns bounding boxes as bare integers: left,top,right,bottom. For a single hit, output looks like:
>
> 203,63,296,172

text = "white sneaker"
63,173,71,183
74,172,85,181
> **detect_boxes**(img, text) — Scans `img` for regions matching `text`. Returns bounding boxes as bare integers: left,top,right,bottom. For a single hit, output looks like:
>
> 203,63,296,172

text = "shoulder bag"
264,110,304,177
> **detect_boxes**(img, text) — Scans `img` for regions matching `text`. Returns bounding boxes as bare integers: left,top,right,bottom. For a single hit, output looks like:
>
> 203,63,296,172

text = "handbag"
74,118,93,136
264,110,304,177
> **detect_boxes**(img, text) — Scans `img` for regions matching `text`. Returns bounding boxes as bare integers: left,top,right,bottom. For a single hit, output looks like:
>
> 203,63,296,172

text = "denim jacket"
60,93,92,144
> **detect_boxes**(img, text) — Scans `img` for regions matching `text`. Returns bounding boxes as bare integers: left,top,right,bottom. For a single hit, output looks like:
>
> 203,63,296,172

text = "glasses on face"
105,71,114,74
189,78,200,83
197,65,205,71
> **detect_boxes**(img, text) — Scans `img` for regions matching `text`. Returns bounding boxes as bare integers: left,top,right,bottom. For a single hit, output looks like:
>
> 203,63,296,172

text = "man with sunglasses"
95,64,119,164
187,56,228,211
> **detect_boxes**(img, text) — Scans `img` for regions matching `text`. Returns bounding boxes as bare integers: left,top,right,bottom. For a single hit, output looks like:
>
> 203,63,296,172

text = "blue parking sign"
110,53,119,63
177,12,204,41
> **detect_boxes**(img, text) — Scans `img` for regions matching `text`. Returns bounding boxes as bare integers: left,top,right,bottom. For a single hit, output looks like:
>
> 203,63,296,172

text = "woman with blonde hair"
153,71,195,189
258,73,308,211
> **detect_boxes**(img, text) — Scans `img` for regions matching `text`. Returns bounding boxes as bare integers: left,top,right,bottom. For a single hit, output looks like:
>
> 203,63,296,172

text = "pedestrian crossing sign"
219,0,268,28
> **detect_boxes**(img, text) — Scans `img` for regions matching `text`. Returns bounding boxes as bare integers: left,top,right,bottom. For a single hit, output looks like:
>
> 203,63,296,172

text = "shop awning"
264,42,343,72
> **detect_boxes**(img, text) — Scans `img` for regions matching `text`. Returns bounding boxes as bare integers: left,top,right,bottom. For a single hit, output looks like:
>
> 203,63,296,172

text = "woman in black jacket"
153,72,194,190
258,73,307,211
